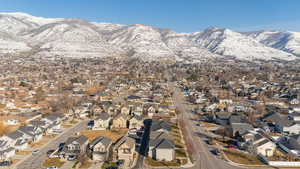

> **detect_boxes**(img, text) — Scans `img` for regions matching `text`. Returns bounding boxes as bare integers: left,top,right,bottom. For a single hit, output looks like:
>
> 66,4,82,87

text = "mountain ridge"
0,12,299,62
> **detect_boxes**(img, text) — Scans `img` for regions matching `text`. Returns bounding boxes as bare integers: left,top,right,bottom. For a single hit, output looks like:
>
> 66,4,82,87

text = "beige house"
112,114,128,129
121,106,130,115
113,136,136,167
129,115,144,129
253,138,276,157
93,113,111,130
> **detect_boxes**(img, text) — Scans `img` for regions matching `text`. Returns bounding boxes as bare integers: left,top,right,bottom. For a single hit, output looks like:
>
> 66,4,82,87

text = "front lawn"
81,129,128,142
223,149,264,165
145,158,181,167
43,158,65,168
176,149,187,158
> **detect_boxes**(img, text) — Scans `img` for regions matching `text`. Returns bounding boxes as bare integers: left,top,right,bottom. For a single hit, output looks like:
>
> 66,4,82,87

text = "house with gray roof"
93,113,111,130
88,136,112,162
61,135,88,160
113,136,136,167
148,131,175,161
17,125,43,142
150,120,171,133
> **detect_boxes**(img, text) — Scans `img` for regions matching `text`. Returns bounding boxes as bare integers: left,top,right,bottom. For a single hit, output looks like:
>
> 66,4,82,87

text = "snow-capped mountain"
0,12,61,35
0,31,31,54
0,12,299,62
21,19,125,58
190,27,297,61
244,30,300,56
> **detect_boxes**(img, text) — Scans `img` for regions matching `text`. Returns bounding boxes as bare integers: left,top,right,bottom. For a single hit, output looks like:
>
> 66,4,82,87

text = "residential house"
263,112,294,133
88,136,112,162
112,114,129,129
3,131,28,151
121,106,130,115
129,115,144,129
18,125,43,142
113,136,136,167
0,147,15,161
93,113,111,130
253,137,276,157
287,134,300,155
148,131,175,161
150,120,171,133
61,135,88,160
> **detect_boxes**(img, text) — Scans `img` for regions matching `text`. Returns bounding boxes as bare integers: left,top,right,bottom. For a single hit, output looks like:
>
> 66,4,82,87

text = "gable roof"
150,120,171,132
155,139,175,149
90,136,112,148
6,130,24,140
231,123,254,135
114,136,135,149
65,135,88,146
97,113,110,121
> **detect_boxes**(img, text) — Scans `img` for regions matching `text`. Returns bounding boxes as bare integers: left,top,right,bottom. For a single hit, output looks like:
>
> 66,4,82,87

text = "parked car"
67,155,76,161
226,145,237,149
46,166,58,169
47,150,55,157
32,149,40,155
53,129,63,133
0,161,11,166
211,149,221,156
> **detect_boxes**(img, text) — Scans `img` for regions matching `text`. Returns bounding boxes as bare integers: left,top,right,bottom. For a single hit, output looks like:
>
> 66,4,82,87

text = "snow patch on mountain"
245,30,300,56
191,27,297,61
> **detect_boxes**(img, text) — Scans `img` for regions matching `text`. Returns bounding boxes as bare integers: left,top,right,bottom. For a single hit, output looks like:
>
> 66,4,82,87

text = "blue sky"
0,0,299,32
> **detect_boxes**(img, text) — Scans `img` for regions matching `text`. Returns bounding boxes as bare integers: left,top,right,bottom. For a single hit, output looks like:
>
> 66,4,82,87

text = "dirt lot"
80,129,128,142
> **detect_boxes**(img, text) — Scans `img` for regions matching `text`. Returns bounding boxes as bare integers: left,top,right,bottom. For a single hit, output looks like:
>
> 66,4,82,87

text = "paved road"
13,120,88,169
168,81,249,169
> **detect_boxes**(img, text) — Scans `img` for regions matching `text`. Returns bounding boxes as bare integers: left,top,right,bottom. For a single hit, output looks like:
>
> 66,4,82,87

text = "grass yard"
81,129,128,142
175,149,187,158
70,119,79,124
223,149,264,165
62,124,72,128
43,158,65,168
202,122,219,128
79,161,92,168
145,158,181,167
16,150,32,155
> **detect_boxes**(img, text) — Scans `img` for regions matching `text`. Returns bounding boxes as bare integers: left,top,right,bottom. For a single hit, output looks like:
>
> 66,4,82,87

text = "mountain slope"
245,30,300,56
0,31,31,54
0,12,61,35
0,12,298,61
190,27,297,61
22,19,124,58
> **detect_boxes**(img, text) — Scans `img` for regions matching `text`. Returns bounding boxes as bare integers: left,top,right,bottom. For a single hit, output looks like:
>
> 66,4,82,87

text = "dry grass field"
80,129,128,142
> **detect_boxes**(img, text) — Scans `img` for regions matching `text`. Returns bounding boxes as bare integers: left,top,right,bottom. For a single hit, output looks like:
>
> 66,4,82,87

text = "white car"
46,166,58,169
32,149,40,155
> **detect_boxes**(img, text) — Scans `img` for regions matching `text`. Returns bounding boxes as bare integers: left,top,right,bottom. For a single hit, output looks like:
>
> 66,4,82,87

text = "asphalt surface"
13,120,88,169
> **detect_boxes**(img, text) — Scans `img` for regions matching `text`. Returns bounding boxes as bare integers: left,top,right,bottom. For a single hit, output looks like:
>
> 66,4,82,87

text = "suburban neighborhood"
0,55,300,169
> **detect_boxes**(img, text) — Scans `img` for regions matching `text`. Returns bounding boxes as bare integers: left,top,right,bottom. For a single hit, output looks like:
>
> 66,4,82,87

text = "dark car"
0,161,11,166
47,149,55,157
211,149,221,156
59,142,65,151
